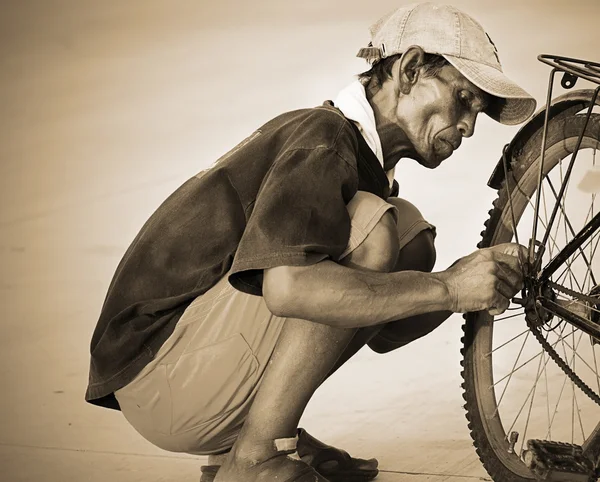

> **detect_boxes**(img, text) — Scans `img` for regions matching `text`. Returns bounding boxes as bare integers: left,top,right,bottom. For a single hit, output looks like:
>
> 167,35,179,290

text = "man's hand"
438,243,527,316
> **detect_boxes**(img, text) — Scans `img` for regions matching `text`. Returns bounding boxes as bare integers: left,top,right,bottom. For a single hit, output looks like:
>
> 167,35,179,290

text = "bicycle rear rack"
538,55,600,88
529,55,600,267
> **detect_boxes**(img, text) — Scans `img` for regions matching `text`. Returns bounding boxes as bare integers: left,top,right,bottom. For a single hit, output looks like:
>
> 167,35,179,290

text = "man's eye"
459,91,471,107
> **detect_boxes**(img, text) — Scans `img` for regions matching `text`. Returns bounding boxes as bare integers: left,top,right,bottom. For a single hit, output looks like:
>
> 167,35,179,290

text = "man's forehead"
439,64,491,107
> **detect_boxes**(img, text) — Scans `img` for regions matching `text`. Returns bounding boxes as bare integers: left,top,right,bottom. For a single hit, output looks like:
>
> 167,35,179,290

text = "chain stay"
522,279,600,406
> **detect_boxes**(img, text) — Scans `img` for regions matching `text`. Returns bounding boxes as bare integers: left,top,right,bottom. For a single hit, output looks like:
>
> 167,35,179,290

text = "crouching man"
85,3,536,481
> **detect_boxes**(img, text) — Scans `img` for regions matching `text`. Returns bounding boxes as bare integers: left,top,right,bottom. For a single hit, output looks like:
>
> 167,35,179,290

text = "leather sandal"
201,429,378,482
296,428,378,482
203,434,327,482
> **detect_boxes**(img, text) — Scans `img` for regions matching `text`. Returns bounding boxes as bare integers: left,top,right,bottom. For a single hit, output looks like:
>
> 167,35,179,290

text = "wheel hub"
522,277,556,328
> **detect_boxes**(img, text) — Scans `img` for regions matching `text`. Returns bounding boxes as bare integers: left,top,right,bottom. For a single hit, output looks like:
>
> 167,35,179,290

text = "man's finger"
489,242,528,258
488,296,510,316
496,264,524,291
490,251,523,273
496,280,518,300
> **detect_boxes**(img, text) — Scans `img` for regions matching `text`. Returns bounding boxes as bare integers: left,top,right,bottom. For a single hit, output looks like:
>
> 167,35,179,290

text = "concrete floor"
1,1,599,481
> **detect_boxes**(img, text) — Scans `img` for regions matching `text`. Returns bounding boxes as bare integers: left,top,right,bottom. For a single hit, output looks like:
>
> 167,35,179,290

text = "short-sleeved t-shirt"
85,101,398,410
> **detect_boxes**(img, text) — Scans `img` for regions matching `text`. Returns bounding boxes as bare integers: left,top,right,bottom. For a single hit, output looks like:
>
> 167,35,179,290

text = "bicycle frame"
529,55,600,269
508,55,600,338
525,54,600,476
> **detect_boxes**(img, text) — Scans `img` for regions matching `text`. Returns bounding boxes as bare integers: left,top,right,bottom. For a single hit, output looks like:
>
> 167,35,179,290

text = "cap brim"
443,55,537,125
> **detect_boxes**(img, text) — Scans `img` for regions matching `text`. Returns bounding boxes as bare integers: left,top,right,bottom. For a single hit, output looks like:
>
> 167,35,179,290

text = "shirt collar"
333,80,396,189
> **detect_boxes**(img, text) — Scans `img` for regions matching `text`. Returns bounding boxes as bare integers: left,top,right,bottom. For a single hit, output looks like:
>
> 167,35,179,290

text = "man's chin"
407,150,449,169
420,152,448,169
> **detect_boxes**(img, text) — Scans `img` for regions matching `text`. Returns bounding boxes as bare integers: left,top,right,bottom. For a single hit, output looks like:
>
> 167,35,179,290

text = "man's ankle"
230,433,299,466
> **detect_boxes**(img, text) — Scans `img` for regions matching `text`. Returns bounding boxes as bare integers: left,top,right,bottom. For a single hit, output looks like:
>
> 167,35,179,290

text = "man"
85,3,537,481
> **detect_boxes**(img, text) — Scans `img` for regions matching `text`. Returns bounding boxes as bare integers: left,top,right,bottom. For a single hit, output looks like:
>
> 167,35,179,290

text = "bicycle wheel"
462,104,600,481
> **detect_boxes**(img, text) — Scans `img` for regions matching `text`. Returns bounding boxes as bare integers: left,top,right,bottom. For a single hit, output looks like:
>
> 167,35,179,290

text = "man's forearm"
263,260,452,329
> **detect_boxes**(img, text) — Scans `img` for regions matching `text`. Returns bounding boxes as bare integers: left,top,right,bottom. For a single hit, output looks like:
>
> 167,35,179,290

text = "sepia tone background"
1,0,599,480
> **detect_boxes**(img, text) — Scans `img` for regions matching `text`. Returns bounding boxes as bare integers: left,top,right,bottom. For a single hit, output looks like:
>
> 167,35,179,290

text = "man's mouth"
438,139,454,157
444,138,461,151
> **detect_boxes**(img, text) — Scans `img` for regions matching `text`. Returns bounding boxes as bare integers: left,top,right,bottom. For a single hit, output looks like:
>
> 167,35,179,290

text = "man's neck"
365,79,417,171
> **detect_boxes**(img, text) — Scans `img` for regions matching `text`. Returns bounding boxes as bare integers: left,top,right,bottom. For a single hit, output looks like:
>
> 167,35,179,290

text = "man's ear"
394,45,426,95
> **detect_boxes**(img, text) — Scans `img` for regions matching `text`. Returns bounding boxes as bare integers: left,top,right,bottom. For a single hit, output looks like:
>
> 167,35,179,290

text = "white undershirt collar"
333,80,396,189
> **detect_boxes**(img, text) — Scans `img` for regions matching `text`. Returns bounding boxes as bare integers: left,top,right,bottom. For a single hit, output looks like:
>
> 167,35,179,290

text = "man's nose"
458,113,477,138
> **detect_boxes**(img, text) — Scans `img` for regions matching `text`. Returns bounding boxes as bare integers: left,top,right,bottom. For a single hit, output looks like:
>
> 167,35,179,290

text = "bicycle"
461,55,600,482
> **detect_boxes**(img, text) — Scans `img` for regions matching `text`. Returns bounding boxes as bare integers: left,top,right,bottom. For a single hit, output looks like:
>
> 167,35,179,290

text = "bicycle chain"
526,279,600,406
547,280,600,306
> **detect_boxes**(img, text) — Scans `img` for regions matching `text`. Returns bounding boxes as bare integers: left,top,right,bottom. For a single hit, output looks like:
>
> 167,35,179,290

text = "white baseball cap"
357,3,537,125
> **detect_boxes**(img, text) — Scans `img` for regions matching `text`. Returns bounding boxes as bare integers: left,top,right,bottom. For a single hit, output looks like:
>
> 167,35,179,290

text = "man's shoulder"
264,102,358,155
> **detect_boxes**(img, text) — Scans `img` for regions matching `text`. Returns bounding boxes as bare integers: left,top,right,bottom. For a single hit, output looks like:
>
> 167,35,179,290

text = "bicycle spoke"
486,327,530,356
546,365,570,440
571,329,576,444
573,385,586,441
493,332,567,389
553,259,585,293
537,141,584,260
519,345,546,455
494,311,526,323
543,350,552,440
491,331,531,415
519,189,585,286
558,328,583,444
505,344,558,441
559,337,600,376
547,179,599,288
546,177,598,286
554,231,600,283
545,327,585,439
590,229,600,265
524,177,578,279
554,290,600,316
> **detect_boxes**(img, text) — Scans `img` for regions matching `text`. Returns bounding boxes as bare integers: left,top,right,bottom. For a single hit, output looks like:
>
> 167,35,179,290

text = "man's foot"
296,428,379,482
202,429,378,482
212,434,328,482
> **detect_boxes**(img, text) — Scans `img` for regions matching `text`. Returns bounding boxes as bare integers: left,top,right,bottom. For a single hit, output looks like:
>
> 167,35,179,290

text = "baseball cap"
357,3,537,125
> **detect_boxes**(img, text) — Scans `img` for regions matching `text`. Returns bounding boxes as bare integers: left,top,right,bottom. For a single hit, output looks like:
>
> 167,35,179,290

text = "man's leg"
215,199,401,481
328,199,439,375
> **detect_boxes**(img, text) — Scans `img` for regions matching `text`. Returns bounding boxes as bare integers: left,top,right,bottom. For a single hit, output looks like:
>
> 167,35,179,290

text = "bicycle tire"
461,108,600,482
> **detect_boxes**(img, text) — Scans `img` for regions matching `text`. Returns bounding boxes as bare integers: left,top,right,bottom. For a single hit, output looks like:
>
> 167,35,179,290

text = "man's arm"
264,260,449,328
263,244,526,329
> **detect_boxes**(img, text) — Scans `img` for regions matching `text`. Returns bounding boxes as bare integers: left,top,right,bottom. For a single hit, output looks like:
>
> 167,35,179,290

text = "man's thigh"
115,274,286,454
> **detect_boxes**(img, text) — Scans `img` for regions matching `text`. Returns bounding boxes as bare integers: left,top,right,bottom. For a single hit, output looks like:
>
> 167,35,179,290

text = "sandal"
206,434,328,482
201,429,378,482
296,428,378,482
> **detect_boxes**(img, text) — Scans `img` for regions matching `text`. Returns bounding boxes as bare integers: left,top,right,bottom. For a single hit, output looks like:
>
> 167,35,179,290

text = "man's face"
396,64,490,169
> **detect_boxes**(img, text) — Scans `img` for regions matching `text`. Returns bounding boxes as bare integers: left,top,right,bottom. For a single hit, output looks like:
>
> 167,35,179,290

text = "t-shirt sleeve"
229,146,358,295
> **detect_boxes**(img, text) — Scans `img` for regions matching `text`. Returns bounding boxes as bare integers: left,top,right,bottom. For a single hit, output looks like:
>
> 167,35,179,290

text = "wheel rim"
470,121,600,478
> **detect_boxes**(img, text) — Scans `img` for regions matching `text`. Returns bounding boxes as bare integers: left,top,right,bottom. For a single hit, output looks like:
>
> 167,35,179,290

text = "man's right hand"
438,243,527,316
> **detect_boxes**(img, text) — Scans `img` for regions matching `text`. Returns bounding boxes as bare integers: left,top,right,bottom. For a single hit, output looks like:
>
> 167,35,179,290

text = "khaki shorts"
114,192,435,455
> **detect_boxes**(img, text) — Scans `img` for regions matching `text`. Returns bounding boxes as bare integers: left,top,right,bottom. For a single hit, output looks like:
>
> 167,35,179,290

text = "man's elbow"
262,265,303,318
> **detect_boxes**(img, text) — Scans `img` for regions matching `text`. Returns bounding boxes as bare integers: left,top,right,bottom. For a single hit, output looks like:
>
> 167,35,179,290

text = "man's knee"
395,229,436,273
339,192,436,274
340,209,399,272
385,197,436,273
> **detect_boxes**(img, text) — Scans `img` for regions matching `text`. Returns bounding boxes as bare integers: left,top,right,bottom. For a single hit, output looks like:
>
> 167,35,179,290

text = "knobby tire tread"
460,111,600,482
